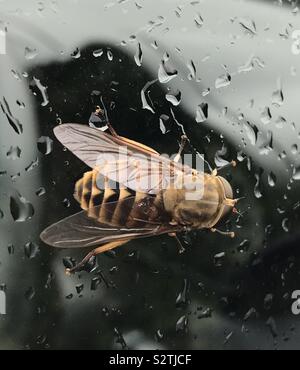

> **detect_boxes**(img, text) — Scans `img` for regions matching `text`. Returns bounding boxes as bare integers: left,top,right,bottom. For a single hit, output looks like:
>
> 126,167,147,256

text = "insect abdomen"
74,170,166,227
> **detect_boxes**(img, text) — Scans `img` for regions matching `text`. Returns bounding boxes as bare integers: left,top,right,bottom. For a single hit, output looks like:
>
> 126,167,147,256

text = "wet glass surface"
1,0,300,349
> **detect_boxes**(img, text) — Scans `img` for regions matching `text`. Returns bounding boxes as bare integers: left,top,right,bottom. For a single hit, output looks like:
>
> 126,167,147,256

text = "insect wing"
40,197,179,248
54,124,195,194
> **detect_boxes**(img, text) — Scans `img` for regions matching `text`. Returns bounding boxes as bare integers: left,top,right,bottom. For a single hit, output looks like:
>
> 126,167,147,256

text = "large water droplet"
10,193,34,222
37,136,53,155
292,167,300,180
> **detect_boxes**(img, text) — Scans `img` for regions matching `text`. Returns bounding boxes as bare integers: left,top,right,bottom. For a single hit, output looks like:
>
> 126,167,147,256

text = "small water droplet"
187,60,196,79
282,217,289,232
266,317,278,337
93,49,103,57
24,242,40,259
264,293,273,310
215,72,231,89
63,198,70,208
6,146,21,160
194,13,204,28
195,102,208,123
141,79,157,114
214,252,225,267
10,193,34,222
237,239,250,253
268,172,276,187
155,329,164,342
243,121,258,145
254,173,262,198
25,287,36,301
260,106,272,124
272,80,284,107
76,284,84,294
175,279,189,308
239,18,256,36
31,77,49,106
134,42,143,66
165,90,181,106
214,144,229,168
25,47,38,60
291,144,298,155
176,315,188,333
107,50,113,61
37,136,53,155
36,187,46,196
70,47,81,59
158,60,178,83
292,167,300,180
25,158,39,172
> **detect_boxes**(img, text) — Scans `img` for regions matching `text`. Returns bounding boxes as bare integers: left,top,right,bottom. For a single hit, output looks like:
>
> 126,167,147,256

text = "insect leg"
174,135,188,163
65,239,131,275
168,232,185,254
107,122,118,137
211,161,237,176
210,228,235,238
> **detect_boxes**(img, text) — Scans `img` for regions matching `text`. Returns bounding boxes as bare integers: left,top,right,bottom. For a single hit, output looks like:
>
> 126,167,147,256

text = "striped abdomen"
74,169,170,228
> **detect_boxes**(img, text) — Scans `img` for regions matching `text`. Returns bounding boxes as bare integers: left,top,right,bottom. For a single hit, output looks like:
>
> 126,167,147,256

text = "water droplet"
260,106,272,124
175,279,189,308
292,167,300,180
93,49,103,57
264,293,273,310
31,77,49,106
268,172,276,187
243,121,258,145
239,18,256,36
194,13,204,28
114,327,127,349
195,102,208,123
197,307,213,319
187,60,196,80
155,329,164,342
141,79,157,114
91,276,101,291
176,315,188,333
8,244,14,255
214,144,229,168
215,72,231,89
10,193,34,222
25,287,36,301
275,116,286,128
158,60,178,83
25,47,38,60
11,69,22,80
76,284,84,294
70,47,81,59
165,90,181,106
63,198,70,208
6,146,21,160
107,50,113,61
243,307,257,321
134,42,142,66
36,187,46,196
254,173,262,198
238,55,265,73
25,158,39,172
37,136,53,155
282,218,289,232
291,144,298,155
0,97,23,134
16,100,25,109
237,239,250,253
24,242,40,259
214,252,225,267
266,317,278,338
272,80,284,107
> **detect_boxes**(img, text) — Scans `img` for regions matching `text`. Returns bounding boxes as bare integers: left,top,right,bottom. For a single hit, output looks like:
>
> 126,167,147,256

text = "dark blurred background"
1,0,300,349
